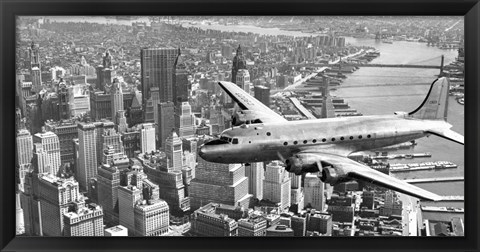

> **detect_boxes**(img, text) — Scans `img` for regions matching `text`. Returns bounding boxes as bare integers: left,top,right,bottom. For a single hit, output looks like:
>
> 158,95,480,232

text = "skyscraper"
111,78,124,123
97,163,124,226
63,202,104,236
77,123,98,192
235,69,251,93
254,85,270,107
290,173,304,212
190,158,252,210
174,101,195,138
157,102,175,149
36,174,83,236
304,173,325,211
44,119,78,165
17,128,33,167
173,48,189,104
164,131,183,172
139,123,156,153
33,131,61,176
263,161,291,210
231,45,247,84
134,199,170,236
245,163,264,200
29,42,42,94
140,48,179,122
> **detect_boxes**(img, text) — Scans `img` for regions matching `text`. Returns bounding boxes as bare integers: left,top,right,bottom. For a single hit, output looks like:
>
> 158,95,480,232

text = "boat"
382,39,393,44
457,98,464,105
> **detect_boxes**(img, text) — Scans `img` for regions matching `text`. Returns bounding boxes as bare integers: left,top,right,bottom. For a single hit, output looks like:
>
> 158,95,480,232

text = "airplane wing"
303,151,442,201
218,81,287,123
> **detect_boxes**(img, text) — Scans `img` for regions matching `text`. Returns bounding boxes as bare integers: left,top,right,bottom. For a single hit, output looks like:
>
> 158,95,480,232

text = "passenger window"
312,139,317,143
322,138,326,142
359,135,363,139
340,137,344,140
350,136,354,140
232,138,239,144
303,140,307,144
331,138,336,142
367,134,371,138
284,142,288,146
267,132,271,136
294,141,298,145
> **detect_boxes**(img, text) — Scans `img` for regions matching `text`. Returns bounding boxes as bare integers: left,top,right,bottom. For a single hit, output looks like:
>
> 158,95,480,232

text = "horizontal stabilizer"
427,128,464,145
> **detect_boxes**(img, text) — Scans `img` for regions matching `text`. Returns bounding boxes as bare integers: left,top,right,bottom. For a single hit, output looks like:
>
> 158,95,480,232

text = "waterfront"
184,22,465,221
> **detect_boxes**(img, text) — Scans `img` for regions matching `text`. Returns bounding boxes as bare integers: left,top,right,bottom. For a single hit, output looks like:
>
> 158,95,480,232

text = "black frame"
1,0,479,251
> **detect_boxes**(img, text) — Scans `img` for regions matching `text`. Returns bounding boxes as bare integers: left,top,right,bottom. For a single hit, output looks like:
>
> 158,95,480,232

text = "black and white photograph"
15,16,465,237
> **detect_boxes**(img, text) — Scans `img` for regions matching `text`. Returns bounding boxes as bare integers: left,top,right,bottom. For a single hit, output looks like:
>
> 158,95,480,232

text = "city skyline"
15,15,464,237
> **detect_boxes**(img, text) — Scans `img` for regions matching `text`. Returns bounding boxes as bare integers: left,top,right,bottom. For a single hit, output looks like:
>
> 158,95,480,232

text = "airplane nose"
198,145,206,158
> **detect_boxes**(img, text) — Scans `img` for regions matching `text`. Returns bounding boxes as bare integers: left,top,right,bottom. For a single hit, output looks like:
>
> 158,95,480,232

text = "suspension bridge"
292,55,445,71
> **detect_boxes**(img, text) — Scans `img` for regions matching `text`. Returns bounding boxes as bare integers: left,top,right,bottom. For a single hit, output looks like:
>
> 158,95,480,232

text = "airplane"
198,77,464,201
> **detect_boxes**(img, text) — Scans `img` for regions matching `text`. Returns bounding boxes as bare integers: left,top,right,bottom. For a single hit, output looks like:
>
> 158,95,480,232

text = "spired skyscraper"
173,48,189,105
231,45,247,85
140,48,179,122
111,78,124,123
29,42,42,94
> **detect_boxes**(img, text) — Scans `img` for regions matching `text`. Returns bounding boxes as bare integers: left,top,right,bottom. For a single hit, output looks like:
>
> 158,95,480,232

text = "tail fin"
409,77,450,120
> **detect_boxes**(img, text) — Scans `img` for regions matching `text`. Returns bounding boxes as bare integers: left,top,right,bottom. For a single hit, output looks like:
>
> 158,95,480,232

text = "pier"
289,97,317,119
403,176,464,184
439,195,464,201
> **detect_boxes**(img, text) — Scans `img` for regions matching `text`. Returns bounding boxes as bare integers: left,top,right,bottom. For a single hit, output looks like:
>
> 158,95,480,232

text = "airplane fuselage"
199,114,450,163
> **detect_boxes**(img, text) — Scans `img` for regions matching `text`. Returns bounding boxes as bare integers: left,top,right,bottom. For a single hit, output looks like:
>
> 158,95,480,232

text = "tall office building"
57,82,70,120
290,173,304,212
134,199,170,236
29,42,42,94
173,48,189,104
164,131,183,172
33,131,61,176
36,174,83,236
111,78,124,123
190,158,252,210
140,48,179,122
174,101,195,138
139,123,156,153
17,128,33,167
307,212,333,235
231,45,247,84
263,161,291,210
116,110,128,134
118,185,142,234
63,202,104,236
139,151,190,214
77,123,98,192
96,51,113,92
157,102,175,149
97,163,124,226
44,119,79,165
254,85,270,107
235,69,251,94
304,173,325,211
245,162,264,200
90,91,111,121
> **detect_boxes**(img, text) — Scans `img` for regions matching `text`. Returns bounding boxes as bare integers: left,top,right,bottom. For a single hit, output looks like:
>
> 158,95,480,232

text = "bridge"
293,63,441,69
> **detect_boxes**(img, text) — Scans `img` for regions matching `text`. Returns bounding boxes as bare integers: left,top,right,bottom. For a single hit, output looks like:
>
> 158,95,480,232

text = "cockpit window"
204,139,229,146
232,138,239,144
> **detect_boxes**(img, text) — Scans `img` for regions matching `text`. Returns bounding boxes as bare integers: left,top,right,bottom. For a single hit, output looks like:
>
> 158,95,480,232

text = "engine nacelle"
285,154,321,175
319,167,350,185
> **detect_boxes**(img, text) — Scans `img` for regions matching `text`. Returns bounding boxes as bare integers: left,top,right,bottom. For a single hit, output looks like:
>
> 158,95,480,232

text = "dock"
403,176,464,184
289,97,317,119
